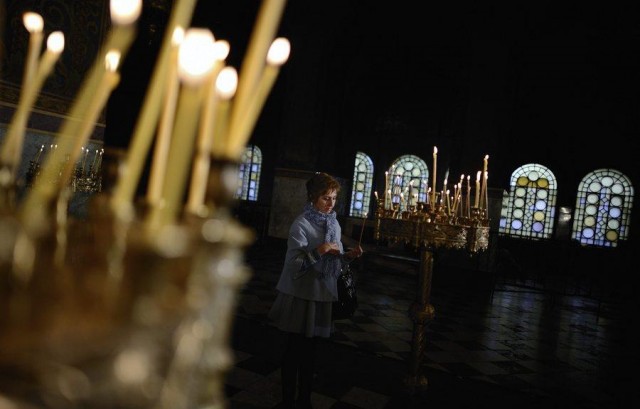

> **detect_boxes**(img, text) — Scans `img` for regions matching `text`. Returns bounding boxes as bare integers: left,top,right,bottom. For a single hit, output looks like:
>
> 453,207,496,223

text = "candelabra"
25,147,104,193
374,198,489,389
0,0,289,407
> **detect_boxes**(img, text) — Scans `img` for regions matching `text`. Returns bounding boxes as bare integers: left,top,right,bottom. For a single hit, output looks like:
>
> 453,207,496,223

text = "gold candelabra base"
374,199,489,390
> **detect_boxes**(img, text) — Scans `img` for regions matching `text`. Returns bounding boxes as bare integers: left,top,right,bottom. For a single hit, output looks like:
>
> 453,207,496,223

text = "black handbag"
332,262,358,320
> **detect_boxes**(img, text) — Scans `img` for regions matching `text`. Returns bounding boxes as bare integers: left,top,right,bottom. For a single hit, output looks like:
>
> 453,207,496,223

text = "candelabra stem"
405,247,436,391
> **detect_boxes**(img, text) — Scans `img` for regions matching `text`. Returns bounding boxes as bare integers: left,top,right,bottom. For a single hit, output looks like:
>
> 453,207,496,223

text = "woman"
268,172,363,409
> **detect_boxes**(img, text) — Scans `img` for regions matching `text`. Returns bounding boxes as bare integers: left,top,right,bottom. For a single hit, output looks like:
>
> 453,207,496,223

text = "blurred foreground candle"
230,0,288,127
27,0,138,180
19,0,140,235
147,26,184,206
22,12,44,90
211,66,238,158
111,0,199,216
146,28,216,228
226,37,290,159
431,147,437,205
186,41,232,215
0,31,64,175
59,51,122,186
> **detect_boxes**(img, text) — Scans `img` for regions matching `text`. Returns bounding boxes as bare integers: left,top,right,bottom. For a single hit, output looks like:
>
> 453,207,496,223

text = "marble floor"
226,236,640,409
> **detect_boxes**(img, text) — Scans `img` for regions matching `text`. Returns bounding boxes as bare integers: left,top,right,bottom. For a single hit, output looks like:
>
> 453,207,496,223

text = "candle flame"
267,37,290,66
110,0,142,26
433,146,438,154
215,66,238,99
476,171,481,181
23,12,44,33
172,26,185,46
213,40,231,61
105,50,121,72
46,31,65,54
178,29,217,86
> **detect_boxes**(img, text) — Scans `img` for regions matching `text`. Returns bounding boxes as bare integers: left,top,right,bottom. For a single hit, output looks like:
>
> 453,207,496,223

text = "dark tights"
280,332,317,408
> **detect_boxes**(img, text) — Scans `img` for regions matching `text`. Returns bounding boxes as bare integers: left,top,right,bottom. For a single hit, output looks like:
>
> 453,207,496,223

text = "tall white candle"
1,31,64,174
466,175,471,217
146,28,216,228
186,42,230,214
230,0,288,130
484,172,489,212
146,26,184,206
226,37,290,159
211,66,238,157
22,12,44,90
111,0,199,215
431,147,437,205
59,51,122,187
474,171,481,208
480,155,489,208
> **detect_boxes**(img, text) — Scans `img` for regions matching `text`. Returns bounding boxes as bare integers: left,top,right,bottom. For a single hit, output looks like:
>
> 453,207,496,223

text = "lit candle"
186,40,230,214
466,175,471,217
146,28,216,228
475,171,481,208
445,189,451,215
34,145,44,164
146,26,184,206
230,0,288,129
211,66,238,157
90,149,100,173
111,0,199,215
431,147,437,205
374,191,379,202
22,12,44,90
386,189,392,210
226,37,290,159
96,149,104,171
384,171,389,207
480,155,489,208
484,171,489,212
20,50,121,235
81,147,89,174
0,30,64,174
358,212,367,245
23,0,139,212
59,50,122,187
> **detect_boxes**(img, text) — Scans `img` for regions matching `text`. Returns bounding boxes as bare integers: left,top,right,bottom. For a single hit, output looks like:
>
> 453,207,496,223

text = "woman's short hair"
306,172,341,202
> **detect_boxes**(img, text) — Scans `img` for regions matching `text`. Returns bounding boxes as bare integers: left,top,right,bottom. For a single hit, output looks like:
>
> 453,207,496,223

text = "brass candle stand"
0,157,254,408
374,199,489,390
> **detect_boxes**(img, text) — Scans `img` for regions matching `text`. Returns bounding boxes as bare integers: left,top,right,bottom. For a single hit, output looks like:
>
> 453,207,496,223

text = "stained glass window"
387,155,429,211
349,152,374,217
572,169,633,248
499,163,557,239
235,145,262,201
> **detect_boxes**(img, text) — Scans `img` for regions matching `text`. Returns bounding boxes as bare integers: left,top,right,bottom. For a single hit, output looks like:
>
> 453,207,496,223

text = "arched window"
572,169,633,248
387,155,429,211
349,151,374,217
235,145,262,201
499,163,557,239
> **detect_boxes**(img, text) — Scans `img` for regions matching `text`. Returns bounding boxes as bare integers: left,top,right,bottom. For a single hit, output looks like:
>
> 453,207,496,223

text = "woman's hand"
345,245,363,260
317,242,341,256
